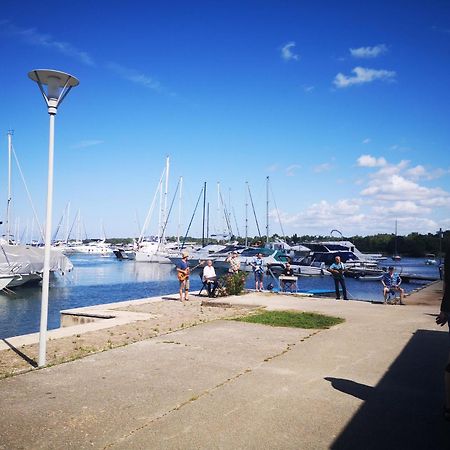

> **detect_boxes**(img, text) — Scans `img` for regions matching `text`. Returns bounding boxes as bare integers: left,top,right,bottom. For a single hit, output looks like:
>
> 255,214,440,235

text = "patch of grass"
234,310,344,329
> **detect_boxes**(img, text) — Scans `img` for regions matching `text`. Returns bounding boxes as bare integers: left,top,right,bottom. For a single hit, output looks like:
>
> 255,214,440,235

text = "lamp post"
438,227,444,265
28,69,79,367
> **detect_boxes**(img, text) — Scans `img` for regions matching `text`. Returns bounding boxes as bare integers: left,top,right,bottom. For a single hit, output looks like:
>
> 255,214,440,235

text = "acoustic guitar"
177,261,204,282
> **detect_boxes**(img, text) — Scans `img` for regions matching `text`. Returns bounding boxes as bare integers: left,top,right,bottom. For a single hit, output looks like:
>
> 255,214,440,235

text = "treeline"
104,230,449,257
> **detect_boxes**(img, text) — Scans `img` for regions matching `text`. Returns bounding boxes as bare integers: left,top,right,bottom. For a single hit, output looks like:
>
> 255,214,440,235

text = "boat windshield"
240,248,273,257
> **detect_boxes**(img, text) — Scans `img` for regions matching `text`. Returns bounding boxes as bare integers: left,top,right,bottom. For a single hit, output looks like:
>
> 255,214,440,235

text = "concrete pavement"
1,283,450,449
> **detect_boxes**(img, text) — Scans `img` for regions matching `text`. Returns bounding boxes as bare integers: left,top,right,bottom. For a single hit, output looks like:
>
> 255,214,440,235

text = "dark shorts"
254,271,264,282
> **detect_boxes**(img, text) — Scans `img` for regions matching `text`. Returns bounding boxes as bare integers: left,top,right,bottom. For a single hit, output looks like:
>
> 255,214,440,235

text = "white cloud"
280,42,299,61
333,66,396,88
71,140,104,149
362,138,371,144
266,164,279,173
357,154,387,167
107,62,162,92
350,44,388,58
314,163,333,173
373,201,430,217
0,20,94,66
302,85,315,93
286,164,301,177
406,165,449,180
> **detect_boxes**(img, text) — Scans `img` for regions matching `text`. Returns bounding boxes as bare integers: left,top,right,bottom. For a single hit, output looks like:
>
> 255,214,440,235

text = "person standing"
202,259,218,298
226,251,241,274
251,252,265,292
436,250,450,420
177,252,190,301
328,255,348,300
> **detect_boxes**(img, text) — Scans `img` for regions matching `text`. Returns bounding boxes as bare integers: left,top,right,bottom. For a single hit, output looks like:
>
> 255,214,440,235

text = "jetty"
0,283,449,449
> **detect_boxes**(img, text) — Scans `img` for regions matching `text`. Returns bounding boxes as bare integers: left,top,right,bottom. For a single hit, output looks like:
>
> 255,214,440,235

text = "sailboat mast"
206,202,210,244
6,130,13,242
394,219,398,254
266,176,269,245
177,176,183,248
217,181,221,240
162,156,170,243
65,202,71,243
245,182,248,247
202,181,207,247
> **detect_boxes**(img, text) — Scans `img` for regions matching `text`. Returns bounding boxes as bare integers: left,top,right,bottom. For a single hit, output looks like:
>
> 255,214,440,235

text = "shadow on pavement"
327,329,450,449
2,339,37,367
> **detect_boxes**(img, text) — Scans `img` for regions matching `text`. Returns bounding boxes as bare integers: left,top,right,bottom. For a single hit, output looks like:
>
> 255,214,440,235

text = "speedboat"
425,254,437,265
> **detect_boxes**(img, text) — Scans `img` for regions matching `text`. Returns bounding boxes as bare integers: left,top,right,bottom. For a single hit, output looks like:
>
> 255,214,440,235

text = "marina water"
0,255,440,339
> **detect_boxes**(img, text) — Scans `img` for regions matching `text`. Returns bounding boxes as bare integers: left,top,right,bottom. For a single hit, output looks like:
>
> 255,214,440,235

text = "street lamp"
28,69,79,367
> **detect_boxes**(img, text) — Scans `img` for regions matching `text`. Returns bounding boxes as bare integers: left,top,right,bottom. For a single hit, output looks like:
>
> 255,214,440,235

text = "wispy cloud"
432,25,450,34
107,62,162,92
71,140,104,149
0,20,95,66
362,138,371,144
314,163,333,173
357,154,387,167
333,66,396,88
286,164,301,176
302,85,315,93
280,41,299,61
350,44,388,58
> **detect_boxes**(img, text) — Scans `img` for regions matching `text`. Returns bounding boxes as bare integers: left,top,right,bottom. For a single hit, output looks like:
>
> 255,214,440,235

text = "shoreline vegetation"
100,231,448,258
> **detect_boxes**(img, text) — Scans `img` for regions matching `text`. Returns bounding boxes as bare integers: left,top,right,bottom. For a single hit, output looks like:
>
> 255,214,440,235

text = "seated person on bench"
381,266,404,304
202,259,218,298
280,262,297,292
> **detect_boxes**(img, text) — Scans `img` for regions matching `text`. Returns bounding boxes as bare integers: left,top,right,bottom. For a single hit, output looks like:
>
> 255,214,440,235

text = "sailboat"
392,219,401,261
135,157,174,264
1,131,73,288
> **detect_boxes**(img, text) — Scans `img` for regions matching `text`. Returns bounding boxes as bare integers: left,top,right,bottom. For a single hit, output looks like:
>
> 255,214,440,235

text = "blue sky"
1,0,450,240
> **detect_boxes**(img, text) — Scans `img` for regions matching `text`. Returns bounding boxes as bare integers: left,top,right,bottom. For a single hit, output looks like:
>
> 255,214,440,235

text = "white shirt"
203,265,216,281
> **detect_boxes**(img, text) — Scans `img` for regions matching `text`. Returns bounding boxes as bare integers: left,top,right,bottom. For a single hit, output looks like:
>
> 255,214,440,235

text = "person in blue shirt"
381,266,404,304
328,255,348,300
251,252,265,292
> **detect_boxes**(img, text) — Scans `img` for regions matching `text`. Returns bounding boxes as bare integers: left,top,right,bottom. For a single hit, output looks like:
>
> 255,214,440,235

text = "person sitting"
280,262,297,292
226,251,241,274
382,266,404,304
202,259,218,298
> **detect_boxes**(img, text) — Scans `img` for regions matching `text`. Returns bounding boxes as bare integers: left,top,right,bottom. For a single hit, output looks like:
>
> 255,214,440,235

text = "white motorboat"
68,240,114,256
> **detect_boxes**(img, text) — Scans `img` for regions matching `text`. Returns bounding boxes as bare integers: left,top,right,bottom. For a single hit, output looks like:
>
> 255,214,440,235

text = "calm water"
0,255,441,339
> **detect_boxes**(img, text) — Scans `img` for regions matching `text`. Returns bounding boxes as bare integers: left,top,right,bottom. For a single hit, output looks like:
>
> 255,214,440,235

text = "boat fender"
446,363,450,373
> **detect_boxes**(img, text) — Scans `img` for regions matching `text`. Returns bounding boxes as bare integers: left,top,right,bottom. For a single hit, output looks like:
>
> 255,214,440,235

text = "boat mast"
266,176,269,246
202,181,207,247
206,202,210,244
65,202,70,243
245,182,248,247
6,130,13,243
177,176,183,248
217,181,221,241
394,219,398,255
246,182,262,239
162,156,170,244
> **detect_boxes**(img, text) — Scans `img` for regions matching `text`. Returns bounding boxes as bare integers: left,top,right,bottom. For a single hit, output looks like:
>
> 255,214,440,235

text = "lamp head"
28,69,79,114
